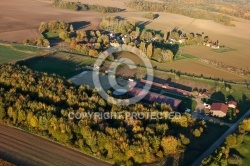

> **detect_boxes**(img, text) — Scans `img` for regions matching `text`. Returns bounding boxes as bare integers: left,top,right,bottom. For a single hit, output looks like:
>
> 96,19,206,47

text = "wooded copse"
52,0,123,13
0,64,207,165
126,0,236,26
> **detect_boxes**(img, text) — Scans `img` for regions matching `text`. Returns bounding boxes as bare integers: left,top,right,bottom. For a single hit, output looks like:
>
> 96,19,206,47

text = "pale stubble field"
0,0,249,81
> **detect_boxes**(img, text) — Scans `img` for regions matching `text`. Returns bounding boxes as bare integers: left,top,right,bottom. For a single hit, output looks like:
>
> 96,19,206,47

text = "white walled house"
210,103,228,118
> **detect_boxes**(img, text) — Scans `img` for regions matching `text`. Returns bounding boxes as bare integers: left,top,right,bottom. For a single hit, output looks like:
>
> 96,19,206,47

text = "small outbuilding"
228,101,237,109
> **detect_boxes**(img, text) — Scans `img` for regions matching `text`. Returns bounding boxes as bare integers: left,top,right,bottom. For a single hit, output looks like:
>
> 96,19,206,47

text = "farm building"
139,79,192,96
127,87,182,110
210,103,228,117
228,101,237,109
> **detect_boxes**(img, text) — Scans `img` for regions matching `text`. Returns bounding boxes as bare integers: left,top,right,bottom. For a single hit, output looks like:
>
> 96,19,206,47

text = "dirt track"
0,124,111,166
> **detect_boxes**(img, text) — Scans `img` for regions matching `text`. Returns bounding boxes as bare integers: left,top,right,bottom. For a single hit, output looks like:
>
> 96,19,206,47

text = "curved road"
0,124,111,166
191,108,250,166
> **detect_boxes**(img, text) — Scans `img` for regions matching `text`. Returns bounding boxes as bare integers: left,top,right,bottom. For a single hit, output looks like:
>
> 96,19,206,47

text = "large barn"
127,87,182,110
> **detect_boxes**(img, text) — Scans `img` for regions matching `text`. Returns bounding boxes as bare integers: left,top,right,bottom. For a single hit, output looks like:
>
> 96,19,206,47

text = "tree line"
0,64,207,165
53,0,123,13
201,118,250,165
126,0,235,26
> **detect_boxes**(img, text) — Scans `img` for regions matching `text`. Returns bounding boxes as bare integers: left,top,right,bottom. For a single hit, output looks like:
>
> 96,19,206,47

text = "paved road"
0,124,111,166
191,109,250,166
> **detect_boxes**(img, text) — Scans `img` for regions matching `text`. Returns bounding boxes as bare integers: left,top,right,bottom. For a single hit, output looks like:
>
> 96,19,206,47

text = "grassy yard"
162,91,197,111
234,133,250,166
0,44,36,64
13,45,41,52
19,52,96,78
42,32,59,40
182,124,229,165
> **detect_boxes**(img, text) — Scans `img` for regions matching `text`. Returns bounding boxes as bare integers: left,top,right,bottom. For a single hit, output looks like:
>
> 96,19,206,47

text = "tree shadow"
115,16,125,21
230,148,246,159
136,21,152,29
69,21,91,30
210,91,226,102
154,13,159,19
227,94,235,101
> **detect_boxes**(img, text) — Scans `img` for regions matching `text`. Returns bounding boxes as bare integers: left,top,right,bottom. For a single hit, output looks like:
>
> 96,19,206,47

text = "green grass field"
174,53,197,61
21,52,96,78
183,124,229,165
13,45,41,52
0,45,35,64
42,32,59,40
211,47,237,53
234,133,250,166
162,91,197,110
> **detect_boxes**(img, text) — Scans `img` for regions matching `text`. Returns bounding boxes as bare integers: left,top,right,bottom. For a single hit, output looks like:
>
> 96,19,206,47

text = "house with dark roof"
210,103,228,117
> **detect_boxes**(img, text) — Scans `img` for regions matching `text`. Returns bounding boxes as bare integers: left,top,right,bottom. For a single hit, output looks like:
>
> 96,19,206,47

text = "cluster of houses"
204,101,238,118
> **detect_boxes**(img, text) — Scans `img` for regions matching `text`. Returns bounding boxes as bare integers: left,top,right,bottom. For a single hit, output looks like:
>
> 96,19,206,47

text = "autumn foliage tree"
0,64,207,165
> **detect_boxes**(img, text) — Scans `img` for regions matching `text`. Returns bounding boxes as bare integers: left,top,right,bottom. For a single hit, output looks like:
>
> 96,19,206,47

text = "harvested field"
0,0,103,42
117,51,246,81
0,0,249,82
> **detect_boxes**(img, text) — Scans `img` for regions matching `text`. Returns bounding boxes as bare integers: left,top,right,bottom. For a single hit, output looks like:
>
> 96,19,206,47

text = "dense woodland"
53,0,123,13
202,118,250,165
0,64,208,165
126,0,236,26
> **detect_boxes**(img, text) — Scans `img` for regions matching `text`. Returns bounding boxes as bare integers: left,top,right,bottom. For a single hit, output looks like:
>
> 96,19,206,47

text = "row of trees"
0,64,207,165
126,0,235,26
201,118,250,165
23,38,50,47
53,0,123,13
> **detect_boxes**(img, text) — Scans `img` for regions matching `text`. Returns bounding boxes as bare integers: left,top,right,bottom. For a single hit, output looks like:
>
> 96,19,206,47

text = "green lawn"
42,32,59,40
162,91,197,111
181,54,196,59
20,52,96,78
211,47,237,53
13,45,41,52
0,45,34,64
183,124,229,165
234,133,250,166
174,53,197,61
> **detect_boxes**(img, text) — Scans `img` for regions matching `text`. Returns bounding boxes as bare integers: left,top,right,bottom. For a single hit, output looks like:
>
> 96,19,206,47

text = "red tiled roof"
228,101,237,107
211,103,228,114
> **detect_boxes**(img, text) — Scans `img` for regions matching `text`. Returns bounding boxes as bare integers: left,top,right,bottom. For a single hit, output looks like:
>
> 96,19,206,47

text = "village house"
210,103,228,117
